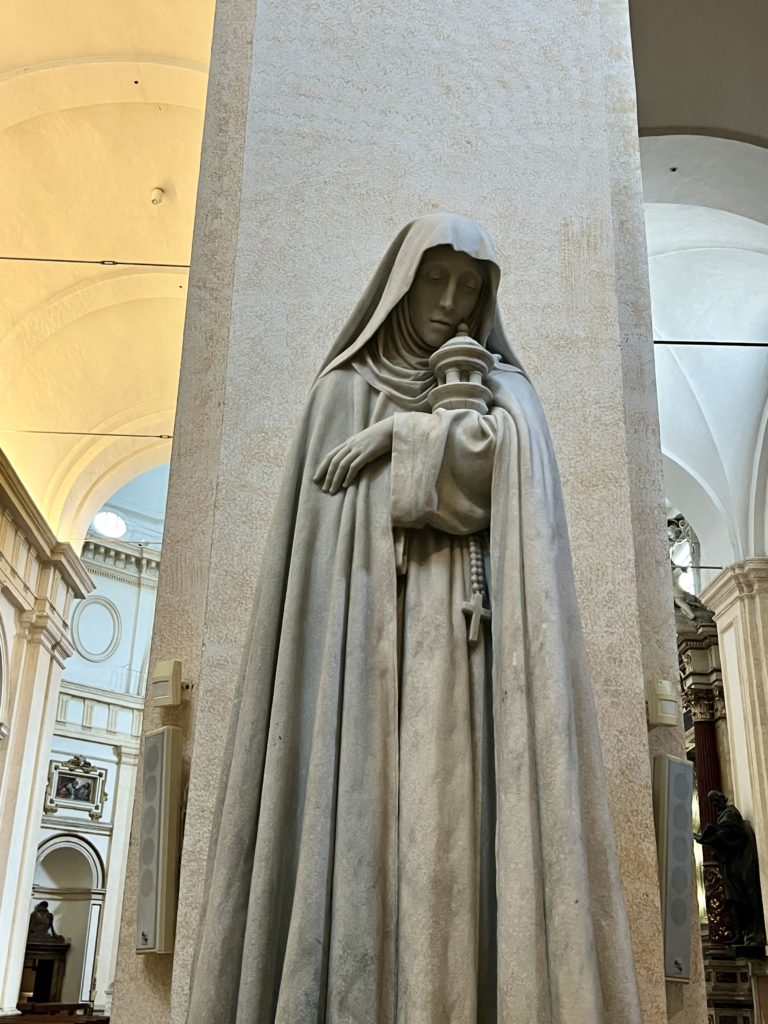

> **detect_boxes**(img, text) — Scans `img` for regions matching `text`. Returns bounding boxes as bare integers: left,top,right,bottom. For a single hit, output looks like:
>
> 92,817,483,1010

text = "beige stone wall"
596,2,707,1019
112,1,706,1021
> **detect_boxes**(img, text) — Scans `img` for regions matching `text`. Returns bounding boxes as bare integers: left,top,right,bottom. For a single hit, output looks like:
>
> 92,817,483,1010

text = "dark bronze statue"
27,900,64,943
695,790,766,946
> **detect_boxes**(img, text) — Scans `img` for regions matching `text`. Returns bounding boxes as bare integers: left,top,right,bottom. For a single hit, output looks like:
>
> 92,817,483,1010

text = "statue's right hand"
314,419,394,494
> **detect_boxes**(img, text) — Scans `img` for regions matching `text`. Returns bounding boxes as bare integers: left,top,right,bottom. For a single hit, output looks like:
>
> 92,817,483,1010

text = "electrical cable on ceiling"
0,429,172,439
0,254,190,269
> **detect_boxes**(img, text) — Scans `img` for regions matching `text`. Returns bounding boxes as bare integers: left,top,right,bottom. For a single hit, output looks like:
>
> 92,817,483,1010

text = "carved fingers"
314,419,393,494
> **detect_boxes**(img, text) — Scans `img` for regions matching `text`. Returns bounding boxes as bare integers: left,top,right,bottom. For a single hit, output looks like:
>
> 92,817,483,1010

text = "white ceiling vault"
0,1,215,545
642,136,768,585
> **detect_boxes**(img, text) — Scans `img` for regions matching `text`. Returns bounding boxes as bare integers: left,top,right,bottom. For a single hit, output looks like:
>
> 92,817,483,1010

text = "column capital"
682,686,715,722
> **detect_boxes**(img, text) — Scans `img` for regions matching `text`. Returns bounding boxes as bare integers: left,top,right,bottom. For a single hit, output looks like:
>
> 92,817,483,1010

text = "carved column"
686,692,721,825
678,610,734,946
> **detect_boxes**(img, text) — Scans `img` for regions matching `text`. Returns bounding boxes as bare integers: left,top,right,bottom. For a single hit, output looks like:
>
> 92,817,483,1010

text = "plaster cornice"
701,558,768,618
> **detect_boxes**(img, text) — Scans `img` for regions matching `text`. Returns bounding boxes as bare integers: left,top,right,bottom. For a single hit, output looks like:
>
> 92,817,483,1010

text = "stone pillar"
110,2,706,1021
702,559,768,944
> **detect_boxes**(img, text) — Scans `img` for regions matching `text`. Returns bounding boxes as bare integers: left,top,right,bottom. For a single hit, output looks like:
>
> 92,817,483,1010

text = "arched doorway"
20,837,105,1006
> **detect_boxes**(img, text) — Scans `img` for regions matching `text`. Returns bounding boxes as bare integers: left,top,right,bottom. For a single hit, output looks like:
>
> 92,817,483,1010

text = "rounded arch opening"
34,834,105,892
23,836,106,1007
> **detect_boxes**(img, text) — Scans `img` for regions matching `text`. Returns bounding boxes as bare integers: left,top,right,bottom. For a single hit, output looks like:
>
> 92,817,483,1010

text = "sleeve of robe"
390,408,497,534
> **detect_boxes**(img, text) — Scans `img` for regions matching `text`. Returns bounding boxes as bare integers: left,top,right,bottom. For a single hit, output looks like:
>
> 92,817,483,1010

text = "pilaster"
0,452,92,1014
702,558,768,948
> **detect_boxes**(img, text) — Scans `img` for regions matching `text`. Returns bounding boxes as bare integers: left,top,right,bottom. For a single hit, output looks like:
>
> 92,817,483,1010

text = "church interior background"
0,0,766,1022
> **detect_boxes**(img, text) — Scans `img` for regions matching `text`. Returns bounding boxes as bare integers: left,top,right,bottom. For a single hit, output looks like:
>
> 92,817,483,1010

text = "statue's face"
408,245,485,349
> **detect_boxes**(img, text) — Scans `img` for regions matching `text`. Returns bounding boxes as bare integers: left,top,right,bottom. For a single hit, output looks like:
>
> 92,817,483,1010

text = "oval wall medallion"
72,596,122,663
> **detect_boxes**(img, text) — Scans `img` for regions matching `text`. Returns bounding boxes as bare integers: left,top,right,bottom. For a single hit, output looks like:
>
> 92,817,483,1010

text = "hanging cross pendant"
462,590,491,644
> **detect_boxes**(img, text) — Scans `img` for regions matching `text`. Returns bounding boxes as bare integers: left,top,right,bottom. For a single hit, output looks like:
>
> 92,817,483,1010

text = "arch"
48,407,174,547
31,835,105,1005
0,57,207,133
1,267,187,360
35,834,105,892
639,127,768,151
640,135,768,226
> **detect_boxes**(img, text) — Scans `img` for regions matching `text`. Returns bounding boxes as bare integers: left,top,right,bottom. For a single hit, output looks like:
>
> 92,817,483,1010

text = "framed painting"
44,755,108,821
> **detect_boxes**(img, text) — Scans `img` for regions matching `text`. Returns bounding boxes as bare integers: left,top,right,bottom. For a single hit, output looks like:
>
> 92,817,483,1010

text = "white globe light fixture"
92,510,127,539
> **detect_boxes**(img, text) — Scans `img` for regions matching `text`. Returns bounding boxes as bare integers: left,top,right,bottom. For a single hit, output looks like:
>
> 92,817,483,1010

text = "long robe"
186,357,643,1024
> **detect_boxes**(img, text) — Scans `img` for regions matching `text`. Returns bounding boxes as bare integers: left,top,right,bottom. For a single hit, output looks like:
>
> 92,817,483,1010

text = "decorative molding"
34,886,106,900
703,861,737,946
81,538,160,587
701,559,768,619
41,815,112,837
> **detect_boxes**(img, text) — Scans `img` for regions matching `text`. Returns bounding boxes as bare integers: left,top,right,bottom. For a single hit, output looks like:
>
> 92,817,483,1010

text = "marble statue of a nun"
187,214,643,1024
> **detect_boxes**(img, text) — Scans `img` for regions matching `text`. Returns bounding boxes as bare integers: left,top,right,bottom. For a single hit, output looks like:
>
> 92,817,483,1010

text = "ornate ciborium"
428,322,495,414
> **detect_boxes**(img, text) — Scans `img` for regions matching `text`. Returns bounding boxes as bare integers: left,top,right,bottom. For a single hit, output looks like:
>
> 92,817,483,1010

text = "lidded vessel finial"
428,323,495,413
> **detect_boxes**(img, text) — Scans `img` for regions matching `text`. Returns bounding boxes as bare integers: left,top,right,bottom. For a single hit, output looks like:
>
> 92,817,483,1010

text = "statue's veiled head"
708,790,728,813
318,213,527,380
407,244,487,350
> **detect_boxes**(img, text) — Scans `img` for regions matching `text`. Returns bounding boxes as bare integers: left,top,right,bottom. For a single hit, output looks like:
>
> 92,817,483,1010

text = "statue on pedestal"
696,790,766,947
27,901,64,944
187,214,642,1023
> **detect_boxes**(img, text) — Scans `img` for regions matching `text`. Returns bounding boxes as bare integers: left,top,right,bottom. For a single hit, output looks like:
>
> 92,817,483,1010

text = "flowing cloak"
186,216,643,1024
704,806,763,913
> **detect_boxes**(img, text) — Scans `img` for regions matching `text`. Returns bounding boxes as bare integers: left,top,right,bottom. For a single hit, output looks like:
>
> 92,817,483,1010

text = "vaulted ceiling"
0,1,214,544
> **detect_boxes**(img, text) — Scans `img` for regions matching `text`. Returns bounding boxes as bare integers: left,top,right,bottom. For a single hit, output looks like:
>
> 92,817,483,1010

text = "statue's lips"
430,318,452,327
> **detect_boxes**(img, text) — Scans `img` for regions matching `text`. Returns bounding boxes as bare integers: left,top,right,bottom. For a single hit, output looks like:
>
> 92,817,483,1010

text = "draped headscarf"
318,214,526,404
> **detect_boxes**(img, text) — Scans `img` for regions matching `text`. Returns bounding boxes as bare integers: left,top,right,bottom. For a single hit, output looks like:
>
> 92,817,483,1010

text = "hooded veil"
186,214,643,1024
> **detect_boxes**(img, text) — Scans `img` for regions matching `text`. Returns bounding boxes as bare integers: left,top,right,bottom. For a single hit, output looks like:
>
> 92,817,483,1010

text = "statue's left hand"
314,418,394,494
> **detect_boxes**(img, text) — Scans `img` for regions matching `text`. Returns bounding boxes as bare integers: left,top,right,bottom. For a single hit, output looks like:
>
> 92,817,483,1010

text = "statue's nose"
438,280,458,313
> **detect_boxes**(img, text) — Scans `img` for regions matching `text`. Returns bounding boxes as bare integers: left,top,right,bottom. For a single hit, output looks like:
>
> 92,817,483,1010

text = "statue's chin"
418,326,453,350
